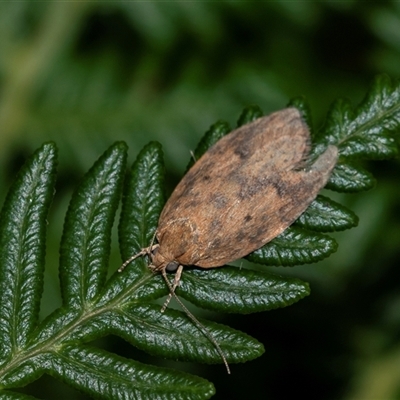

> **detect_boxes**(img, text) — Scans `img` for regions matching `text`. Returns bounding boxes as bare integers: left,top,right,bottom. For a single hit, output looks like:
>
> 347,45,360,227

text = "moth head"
149,245,179,272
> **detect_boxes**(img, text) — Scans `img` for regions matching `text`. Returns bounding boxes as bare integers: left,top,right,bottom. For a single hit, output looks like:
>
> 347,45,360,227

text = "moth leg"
159,265,231,374
161,264,183,312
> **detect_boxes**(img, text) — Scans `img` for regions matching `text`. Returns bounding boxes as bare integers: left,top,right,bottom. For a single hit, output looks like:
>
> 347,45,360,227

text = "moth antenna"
149,230,157,248
190,150,197,163
160,268,231,374
118,248,148,272
118,231,158,273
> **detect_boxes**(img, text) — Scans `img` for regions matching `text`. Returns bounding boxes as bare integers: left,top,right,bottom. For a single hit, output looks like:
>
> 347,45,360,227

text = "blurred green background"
1,2,400,399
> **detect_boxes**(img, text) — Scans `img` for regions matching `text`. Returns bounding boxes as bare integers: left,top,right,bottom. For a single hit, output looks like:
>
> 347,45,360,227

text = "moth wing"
157,108,338,268
194,144,338,266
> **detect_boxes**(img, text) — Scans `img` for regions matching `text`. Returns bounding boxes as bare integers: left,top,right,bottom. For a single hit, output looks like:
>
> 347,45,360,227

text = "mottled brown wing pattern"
154,108,338,269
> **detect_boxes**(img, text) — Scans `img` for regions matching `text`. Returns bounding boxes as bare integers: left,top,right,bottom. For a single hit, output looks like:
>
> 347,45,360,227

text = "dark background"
1,2,400,399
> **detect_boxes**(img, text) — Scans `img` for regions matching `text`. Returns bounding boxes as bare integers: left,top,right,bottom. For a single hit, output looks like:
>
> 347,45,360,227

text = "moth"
120,107,338,373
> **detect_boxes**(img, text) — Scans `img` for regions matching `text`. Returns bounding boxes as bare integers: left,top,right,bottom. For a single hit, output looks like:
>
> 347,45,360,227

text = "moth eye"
166,261,179,272
151,246,159,255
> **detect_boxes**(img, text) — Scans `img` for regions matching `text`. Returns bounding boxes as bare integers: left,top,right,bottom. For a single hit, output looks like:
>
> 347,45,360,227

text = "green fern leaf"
247,226,338,266
326,163,376,192
178,267,310,313
1,74,399,399
0,143,57,359
236,105,264,126
296,195,358,232
49,345,215,400
0,142,220,399
59,142,127,308
108,305,263,364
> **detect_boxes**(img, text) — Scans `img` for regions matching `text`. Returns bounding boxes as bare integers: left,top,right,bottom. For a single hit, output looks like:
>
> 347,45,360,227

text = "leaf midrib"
0,270,154,383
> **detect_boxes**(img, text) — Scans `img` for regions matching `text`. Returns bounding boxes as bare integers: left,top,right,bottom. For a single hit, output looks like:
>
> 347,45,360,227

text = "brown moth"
120,107,338,373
